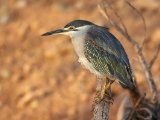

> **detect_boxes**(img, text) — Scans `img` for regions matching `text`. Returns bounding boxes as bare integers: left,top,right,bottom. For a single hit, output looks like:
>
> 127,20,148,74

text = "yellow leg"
100,80,112,100
94,79,114,104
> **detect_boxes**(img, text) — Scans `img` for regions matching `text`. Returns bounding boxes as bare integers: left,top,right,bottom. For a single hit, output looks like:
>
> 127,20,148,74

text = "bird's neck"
71,35,86,57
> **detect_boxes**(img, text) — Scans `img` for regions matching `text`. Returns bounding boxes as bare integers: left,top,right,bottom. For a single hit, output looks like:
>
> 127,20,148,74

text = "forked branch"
98,1,158,101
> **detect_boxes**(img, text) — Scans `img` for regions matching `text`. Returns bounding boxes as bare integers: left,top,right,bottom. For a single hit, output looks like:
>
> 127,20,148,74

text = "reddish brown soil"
0,0,160,120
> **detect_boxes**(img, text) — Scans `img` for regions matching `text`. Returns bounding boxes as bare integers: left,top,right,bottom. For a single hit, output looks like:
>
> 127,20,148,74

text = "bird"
42,19,140,104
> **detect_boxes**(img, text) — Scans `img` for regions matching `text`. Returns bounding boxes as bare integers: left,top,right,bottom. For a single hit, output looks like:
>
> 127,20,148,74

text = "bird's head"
42,20,95,37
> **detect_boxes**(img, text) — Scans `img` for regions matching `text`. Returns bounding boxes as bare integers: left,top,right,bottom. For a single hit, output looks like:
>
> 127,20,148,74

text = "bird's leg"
94,78,114,104
100,79,107,100
100,79,114,101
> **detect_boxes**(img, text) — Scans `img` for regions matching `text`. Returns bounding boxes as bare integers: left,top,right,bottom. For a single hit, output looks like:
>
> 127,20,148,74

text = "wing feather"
86,26,135,89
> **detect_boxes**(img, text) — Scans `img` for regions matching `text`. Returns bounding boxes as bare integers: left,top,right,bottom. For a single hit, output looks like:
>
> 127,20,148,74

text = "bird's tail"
119,77,140,105
128,74,141,105
128,85,140,105
119,69,141,105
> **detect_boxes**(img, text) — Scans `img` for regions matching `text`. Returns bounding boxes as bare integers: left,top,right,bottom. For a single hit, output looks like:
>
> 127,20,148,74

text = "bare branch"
149,44,160,69
98,3,128,39
125,1,147,49
106,4,129,36
98,2,138,46
98,1,158,101
118,95,154,120
93,79,112,120
127,94,146,120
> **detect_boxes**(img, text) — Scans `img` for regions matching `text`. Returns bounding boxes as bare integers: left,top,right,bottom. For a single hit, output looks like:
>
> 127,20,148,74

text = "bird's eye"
69,26,75,30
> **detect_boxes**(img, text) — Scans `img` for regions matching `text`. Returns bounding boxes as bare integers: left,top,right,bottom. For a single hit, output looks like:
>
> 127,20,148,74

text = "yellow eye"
69,26,75,29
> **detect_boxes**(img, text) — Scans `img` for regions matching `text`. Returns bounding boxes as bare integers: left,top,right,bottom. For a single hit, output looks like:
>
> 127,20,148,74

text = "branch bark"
93,79,112,120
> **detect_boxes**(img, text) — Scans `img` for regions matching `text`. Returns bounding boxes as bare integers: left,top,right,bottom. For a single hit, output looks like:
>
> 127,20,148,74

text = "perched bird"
42,20,140,104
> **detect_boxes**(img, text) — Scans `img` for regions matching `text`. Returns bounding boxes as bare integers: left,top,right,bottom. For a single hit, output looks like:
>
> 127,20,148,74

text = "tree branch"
125,1,147,50
127,94,146,120
149,44,160,69
93,79,112,120
98,1,158,101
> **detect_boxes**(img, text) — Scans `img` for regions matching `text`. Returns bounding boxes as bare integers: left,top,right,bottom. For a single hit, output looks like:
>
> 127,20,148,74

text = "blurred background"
0,0,160,120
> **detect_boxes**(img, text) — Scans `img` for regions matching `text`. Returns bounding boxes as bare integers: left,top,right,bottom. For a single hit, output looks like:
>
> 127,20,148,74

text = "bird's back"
84,26,135,89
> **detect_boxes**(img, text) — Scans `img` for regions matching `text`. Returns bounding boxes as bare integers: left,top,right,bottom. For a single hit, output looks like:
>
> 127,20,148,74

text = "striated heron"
42,20,139,103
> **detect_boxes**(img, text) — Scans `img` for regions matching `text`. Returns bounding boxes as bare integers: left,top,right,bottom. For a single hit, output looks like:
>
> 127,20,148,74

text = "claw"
93,79,115,105
100,80,113,100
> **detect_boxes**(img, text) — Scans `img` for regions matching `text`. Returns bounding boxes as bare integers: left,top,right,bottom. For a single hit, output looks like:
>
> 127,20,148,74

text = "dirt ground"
0,0,160,120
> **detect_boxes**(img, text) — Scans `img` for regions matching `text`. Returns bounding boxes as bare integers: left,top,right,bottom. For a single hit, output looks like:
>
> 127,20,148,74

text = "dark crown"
64,20,94,28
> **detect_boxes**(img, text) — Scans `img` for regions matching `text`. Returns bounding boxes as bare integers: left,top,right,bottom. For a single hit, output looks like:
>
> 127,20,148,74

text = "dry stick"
98,2,158,101
149,44,160,69
125,1,147,50
127,94,146,120
93,79,112,120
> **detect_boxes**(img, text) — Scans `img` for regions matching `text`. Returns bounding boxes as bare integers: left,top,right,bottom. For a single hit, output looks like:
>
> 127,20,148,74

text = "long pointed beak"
41,29,66,36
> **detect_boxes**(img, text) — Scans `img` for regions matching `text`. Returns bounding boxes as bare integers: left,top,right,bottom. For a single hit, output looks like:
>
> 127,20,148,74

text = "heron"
42,19,140,103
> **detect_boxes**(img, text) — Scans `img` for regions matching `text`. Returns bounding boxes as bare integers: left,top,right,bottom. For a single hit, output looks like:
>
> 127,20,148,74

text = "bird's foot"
92,79,114,111
94,91,113,104
92,90,113,112
94,85,113,104
101,80,113,98
101,92,114,104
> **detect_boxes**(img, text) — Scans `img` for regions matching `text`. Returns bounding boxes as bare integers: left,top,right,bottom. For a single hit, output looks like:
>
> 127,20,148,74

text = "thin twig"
99,3,138,46
127,93,146,120
102,2,129,37
149,44,160,69
125,1,147,49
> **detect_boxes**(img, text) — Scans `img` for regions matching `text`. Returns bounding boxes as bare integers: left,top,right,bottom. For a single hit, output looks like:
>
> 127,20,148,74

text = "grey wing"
87,27,135,89
88,27,130,65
